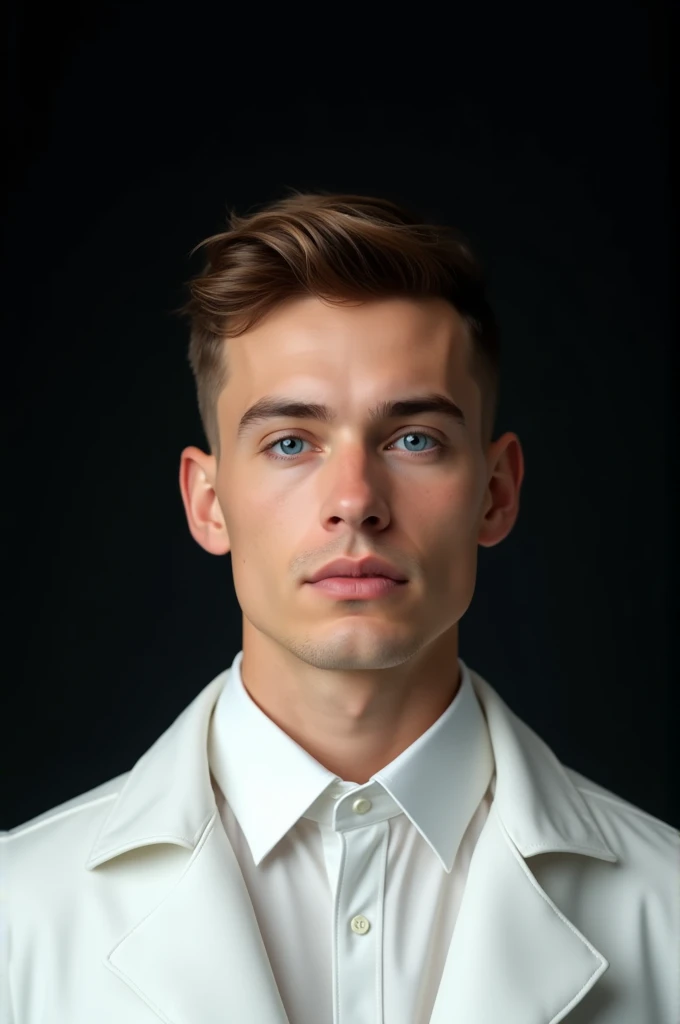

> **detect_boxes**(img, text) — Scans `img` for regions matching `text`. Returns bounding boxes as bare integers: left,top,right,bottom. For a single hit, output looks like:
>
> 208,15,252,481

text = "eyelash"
262,431,446,462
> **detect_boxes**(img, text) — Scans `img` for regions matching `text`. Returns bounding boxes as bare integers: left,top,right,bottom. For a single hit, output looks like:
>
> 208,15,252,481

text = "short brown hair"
178,192,500,459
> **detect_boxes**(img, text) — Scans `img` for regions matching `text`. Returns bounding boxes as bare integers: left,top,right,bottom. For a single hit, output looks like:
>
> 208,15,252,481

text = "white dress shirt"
207,650,496,1024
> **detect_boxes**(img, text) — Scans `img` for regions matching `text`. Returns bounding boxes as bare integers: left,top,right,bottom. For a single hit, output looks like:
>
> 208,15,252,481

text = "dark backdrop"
2,1,677,831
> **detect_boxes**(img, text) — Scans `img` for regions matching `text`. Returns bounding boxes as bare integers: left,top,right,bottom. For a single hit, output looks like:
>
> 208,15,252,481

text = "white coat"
2,662,678,1023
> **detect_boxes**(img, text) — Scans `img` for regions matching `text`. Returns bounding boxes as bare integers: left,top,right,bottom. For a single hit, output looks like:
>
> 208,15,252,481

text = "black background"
2,0,677,830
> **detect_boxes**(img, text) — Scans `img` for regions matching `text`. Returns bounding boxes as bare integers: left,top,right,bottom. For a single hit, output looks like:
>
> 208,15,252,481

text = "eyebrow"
237,392,467,440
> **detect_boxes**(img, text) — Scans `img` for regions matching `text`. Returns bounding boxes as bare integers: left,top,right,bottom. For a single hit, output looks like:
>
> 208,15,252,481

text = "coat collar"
85,653,618,1024
86,653,616,870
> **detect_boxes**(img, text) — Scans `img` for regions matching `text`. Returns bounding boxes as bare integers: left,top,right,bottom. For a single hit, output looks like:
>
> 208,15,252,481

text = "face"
179,295,523,674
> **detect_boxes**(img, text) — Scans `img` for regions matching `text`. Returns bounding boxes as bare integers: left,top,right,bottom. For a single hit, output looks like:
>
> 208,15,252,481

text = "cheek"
230,472,296,529
228,489,303,576
406,473,479,533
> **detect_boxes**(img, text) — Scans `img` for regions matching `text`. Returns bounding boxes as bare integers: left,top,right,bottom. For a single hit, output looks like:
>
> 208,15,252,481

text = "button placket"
334,819,388,1021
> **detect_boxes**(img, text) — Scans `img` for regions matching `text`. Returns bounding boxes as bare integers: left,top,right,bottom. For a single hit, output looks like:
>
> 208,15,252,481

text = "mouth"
307,576,408,599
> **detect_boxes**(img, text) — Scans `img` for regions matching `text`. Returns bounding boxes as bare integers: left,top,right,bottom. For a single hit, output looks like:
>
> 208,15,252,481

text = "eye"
262,431,446,461
390,432,444,455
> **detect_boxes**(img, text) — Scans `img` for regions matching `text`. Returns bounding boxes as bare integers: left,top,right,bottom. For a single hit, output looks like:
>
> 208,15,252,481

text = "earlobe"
477,504,515,549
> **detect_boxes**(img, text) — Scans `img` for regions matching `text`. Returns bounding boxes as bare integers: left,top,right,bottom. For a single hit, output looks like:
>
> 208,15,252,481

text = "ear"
477,433,525,549
178,446,231,555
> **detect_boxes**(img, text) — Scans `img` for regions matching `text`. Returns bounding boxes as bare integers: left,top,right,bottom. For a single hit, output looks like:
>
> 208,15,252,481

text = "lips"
310,575,405,598
307,555,408,584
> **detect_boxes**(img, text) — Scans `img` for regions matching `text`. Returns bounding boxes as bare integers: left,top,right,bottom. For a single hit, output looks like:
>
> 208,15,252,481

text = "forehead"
218,295,475,420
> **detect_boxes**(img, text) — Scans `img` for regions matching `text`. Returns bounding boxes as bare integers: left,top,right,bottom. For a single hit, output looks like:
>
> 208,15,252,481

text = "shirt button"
352,797,372,814
351,915,371,935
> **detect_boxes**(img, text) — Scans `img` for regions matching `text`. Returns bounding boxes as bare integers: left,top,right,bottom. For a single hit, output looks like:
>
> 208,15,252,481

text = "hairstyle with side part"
177,191,500,460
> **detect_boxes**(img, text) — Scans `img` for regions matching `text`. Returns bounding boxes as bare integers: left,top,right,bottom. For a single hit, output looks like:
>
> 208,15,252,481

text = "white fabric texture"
208,651,496,1024
2,649,678,1023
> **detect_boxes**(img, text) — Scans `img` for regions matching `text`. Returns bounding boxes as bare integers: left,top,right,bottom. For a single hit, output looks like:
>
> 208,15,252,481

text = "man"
2,193,678,1023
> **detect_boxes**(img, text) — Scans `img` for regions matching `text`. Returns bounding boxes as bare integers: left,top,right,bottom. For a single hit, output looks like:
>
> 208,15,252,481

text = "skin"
179,295,524,784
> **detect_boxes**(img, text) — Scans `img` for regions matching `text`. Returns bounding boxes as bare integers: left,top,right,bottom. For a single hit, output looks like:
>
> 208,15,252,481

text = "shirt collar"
208,651,495,873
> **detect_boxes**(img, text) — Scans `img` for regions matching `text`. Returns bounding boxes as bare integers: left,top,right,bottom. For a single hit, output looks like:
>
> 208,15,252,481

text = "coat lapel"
86,672,290,1023
429,804,610,1024
85,662,619,1024
103,811,290,1023
429,668,618,1024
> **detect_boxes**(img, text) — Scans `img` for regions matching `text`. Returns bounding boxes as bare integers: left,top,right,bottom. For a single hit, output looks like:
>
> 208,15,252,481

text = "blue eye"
263,431,445,461
391,433,442,454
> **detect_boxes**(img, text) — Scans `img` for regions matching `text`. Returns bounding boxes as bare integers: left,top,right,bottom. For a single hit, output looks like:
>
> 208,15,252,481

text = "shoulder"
1,772,129,868
564,764,679,881
1,773,131,966
566,765,679,844
5,772,129,837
